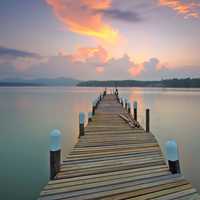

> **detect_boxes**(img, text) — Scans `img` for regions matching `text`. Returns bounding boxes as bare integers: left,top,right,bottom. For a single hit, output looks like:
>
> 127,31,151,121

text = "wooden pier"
39,94,199,199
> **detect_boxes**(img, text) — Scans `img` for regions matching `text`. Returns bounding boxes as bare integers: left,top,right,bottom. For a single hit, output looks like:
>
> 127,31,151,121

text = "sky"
0,0,200,80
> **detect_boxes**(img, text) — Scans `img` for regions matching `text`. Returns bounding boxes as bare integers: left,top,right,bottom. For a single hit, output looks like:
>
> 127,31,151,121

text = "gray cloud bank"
0,46,199,80
0,46,40,59
98,9,142,23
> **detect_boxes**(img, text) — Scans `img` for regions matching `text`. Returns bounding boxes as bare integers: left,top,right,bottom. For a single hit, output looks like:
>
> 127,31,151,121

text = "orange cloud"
159,0,200,19
46,0,119,43
128,58,165,77
128,64,144,77
59,46,109,63
96,66,105,74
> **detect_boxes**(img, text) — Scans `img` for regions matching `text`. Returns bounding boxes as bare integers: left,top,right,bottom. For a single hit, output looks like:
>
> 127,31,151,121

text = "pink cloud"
46,0,119,43
159,0,200,19
128,64,144,76
59,46,109,63
96,66,105,74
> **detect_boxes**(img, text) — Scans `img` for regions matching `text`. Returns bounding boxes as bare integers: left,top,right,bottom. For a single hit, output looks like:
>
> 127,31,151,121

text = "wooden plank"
38,94,198,199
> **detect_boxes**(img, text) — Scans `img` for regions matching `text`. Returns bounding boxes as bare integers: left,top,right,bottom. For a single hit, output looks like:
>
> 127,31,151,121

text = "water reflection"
119,87,200,193
0,87,200,200
129,88,144,112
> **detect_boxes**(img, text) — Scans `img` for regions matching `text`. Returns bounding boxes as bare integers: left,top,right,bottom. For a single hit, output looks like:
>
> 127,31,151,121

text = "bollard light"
79,112,85,137
79,112,85,125
50,129,61,180
50,129,61,151
165,139,181,174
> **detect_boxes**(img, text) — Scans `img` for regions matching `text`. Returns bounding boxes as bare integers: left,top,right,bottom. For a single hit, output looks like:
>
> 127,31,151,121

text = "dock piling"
120,98,122,105
125,98,128,110
166,140,181,174
50,129,61,180
88,112,92,122
122,98,124,107
79,112,85,137
127,102,131,113
99,94,102,101
133,101,138,121
146,109,150,132
92,100,96,115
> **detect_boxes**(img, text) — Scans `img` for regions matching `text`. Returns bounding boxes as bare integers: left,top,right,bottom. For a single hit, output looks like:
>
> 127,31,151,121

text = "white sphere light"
166,139,179,161
50,129,61,151
79,112,85,124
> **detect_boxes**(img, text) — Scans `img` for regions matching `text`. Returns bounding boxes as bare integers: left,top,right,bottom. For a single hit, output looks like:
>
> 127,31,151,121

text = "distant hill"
77,78,200,88
1,78,200,88
0,77,80,86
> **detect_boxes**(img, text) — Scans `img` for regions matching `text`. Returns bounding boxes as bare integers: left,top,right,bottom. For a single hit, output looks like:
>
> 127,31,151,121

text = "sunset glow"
96,66,105,74
159,0,200,18
46,0,119,43
0,0,200,80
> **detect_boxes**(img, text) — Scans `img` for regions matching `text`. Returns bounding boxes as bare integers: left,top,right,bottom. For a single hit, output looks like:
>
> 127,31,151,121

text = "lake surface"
0,87,200,200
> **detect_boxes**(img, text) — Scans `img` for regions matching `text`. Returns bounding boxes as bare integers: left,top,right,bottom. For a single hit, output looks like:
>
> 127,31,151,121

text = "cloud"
97,9,142,23
0,46,45,75
128,64,144,76
0,46,172,80
128,57,167,79
1,46,199,80
96,66,105,74
60,46,109,63
46,0,119,43
159,0,200,19
0,46,40,59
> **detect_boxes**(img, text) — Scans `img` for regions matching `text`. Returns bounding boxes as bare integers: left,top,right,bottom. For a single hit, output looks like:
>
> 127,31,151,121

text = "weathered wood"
146,108,150,132
39,94,199,199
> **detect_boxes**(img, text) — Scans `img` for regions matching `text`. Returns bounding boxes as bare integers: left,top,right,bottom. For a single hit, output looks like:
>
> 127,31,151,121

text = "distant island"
1,77,200,88
0,77,79,87
77,78,200,88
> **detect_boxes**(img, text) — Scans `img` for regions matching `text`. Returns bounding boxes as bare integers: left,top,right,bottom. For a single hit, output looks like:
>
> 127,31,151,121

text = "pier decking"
39,94,199,199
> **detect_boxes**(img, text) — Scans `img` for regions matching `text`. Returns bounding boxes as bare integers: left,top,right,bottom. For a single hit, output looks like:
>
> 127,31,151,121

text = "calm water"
0,87,200,200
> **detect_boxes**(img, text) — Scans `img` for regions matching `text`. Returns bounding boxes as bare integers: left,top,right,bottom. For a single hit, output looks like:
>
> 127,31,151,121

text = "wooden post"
92,100,96,115
120,98,123,105
134,101,137,121
103,88,107,97
88,111,92,123
50,129,61,180
146,109,150,132
79,112,85,137
166,140,181,174
125,98,128,110
127,102,131,113
121,98,124,107
96,98,98,107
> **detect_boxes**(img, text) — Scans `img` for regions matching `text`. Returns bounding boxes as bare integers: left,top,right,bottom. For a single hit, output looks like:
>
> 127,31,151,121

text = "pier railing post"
146,109,150,132
133,101,137,121
125,98,128,110
95,98,98,107
50,129,61,180
92,100,96,116
121,98,123,106
99,94,102,101
127,102,131,113
103,88,107,97
166,140,181,174
88,111,92,123
79,112,85,137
